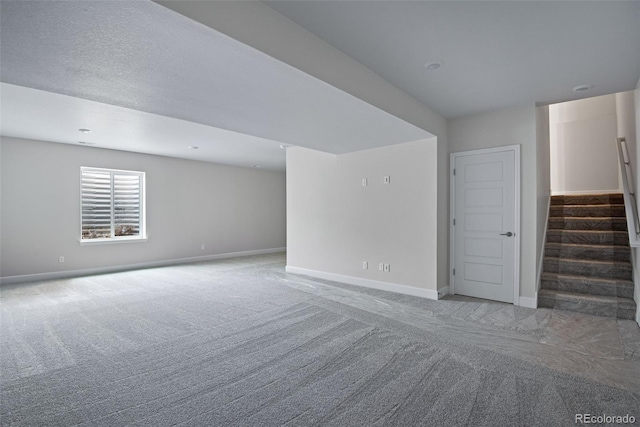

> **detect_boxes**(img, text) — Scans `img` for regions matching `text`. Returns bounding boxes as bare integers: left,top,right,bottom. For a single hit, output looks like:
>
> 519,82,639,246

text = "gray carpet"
1,253,639,426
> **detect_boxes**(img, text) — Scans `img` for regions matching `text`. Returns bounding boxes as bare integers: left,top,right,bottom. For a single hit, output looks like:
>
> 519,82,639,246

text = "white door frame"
449,144,521,305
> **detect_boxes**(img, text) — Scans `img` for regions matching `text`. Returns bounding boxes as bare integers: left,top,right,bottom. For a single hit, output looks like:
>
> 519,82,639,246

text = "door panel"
453,149,517,303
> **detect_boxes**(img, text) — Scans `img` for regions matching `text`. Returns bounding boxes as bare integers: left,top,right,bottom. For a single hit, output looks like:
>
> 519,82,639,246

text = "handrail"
615,137,640,247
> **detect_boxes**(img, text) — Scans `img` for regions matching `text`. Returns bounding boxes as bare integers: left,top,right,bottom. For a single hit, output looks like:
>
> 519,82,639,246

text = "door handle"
500,232,514,237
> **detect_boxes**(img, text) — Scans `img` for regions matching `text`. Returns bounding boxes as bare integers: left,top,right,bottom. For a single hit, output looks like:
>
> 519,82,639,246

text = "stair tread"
545,242,629,249
551,204,625,207
548,216,626,220
543,256,631,266
538,289,635,305
541,272,634,285
547,229,628,234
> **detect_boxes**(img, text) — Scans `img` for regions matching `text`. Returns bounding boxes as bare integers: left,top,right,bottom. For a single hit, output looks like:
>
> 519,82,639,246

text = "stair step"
547,217,627,231
543,257,632,280
544,243,630,262
538,289,636,319
540,272,634,298
550,194,624,206
549,204,626,218
546,230,629,246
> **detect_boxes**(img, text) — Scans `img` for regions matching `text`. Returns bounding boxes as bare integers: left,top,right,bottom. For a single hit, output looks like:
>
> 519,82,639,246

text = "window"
81,167,145,242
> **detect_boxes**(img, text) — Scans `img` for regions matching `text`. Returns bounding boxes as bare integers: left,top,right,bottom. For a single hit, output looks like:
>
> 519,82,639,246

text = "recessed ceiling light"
279,144,289,150
188,146,199,149
78,128,92,133
572,84,592,93
78,141,96,146
424,61,443,71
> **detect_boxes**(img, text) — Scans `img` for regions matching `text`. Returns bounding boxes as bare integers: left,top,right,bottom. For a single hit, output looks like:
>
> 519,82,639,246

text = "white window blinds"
81,167,145,240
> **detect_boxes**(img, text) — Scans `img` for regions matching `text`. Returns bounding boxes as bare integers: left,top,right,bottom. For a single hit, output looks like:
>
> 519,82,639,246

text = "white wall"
157,0,450,297
616,91,637,171
448,105,540,303
550,95,620,194
286,139,439,298
0,137,286,281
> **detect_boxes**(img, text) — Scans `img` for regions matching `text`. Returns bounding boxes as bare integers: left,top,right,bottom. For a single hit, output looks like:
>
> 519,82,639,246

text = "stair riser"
540,277,634,298
550,194,624,206
547,218,627,231
538,294,635,319
546,231,629,246
543,259,632,280
544,245,630,262
549,206,625,217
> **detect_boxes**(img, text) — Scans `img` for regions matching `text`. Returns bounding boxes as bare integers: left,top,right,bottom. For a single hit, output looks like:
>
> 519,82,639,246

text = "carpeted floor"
1,253,639,426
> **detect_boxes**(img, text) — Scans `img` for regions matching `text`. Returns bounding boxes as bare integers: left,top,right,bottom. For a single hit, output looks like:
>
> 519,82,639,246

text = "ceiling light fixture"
279,144,289,150
251,165,262,168
572,84,592,93
188,146,199,149
78,141,96,145
424,61,443,71
78,128,92,133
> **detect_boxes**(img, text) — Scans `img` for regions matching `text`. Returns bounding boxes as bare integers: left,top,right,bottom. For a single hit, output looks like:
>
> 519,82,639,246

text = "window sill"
80,237,148,246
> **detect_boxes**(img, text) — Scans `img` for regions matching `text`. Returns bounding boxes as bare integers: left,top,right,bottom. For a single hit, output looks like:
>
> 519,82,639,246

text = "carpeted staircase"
538,194,637,319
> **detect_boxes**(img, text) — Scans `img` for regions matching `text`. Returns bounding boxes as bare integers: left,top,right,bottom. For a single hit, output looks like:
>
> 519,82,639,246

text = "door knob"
500,232,514,237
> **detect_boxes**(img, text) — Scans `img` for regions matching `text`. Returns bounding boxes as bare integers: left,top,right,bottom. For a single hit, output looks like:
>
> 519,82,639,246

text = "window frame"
80,166,147,245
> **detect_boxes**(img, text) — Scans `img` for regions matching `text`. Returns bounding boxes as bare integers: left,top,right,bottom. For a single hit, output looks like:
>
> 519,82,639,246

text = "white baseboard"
0,247,286,285
551,189,622,196
285,266,440,300
518,295,538,309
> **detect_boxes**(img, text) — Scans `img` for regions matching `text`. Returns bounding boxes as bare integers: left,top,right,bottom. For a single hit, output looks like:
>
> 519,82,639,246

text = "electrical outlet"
384,264,390,272
384,176,391,184
362,178,368,187
379,263,384,271
363,261,368,270
59,256,65,263
201,244,205,250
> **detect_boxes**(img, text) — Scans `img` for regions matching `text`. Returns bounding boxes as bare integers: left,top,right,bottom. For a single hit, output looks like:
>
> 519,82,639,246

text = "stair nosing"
549,203,624,208
540,272,634,285
544,242,628,249
538,289,635,304
543,256,632,267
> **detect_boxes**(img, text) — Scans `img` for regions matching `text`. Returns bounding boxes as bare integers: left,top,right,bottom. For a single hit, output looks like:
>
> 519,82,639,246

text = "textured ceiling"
0,0,431,162
267,1,640,119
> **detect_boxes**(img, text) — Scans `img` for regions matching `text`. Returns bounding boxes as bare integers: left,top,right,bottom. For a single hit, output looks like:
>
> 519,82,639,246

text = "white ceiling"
267,1,640,119
2,1,638,169
0,83,288,170
0,0,431,169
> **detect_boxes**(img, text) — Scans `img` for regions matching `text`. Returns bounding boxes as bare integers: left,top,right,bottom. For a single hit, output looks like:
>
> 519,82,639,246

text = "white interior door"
452,146,519,303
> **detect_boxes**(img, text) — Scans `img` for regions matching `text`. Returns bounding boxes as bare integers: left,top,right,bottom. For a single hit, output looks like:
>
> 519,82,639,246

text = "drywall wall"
550,95,620,194
157,0,451,296
616,91,637,169
286,139,438,297
0,137,286,281
536,106,551,293
448,105,540,303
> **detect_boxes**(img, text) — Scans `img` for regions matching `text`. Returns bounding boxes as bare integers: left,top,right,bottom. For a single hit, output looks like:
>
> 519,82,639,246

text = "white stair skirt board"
518,295,538,309
285,266,440,300
0,247,286,285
